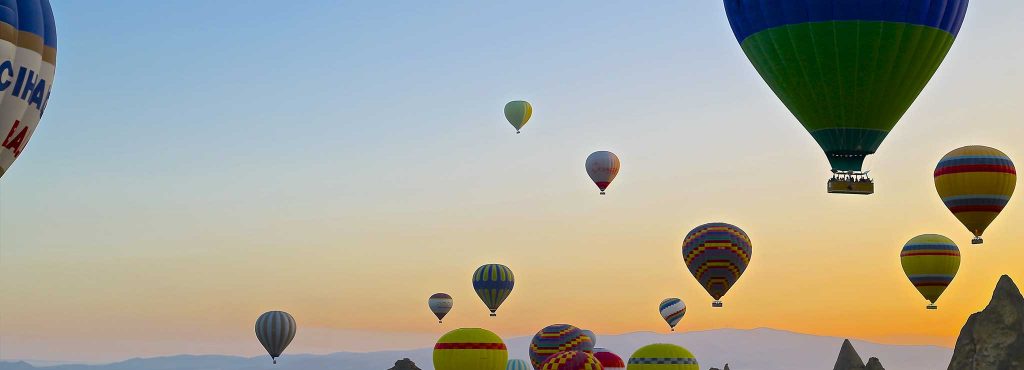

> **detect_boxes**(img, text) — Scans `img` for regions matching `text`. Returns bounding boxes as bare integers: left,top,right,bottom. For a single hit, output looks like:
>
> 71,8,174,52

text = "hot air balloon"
724,0,969,194
473,264,515,316
593,348,625,370
681,223,752,307
255,311,296,364
539,351,603,370
508,359,533,370
626,344,698,370
530,324,595,369
934,146,1016,244
580,330,596,346
901,234,960,310
429,293,454,323
434,328,508,370
586,151,620,195
0,0,58,178
658,298,686,331
505,101,533,134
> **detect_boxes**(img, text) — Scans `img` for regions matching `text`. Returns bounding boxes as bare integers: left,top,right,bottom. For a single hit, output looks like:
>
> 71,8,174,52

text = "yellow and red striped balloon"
900,234,960,310
434,328,508,370
934,146,1016,244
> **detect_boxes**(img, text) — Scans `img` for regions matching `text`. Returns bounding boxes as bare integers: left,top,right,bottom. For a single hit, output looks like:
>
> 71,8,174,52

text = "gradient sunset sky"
1,0,1022,364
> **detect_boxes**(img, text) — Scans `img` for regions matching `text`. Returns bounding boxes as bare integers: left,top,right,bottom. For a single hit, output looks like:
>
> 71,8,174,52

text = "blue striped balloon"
473,264,515,316
507,359,531,370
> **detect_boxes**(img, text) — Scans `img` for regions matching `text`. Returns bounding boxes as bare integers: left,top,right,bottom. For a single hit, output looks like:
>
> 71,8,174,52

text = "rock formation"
948,274,1024,370
387,358,421,370
833,339,885,370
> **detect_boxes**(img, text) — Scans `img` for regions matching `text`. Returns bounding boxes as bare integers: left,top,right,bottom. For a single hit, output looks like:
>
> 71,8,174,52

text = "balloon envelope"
504,101,533,133
681,223,752,306
934,146,1016,244
724,0,968,172
586,151,620,194
472,264,515,316
626,343,698,370
530,324,595,369
0,0,58,178
539,351,603,370
508,359,533,370
255,311,297,364
428,293,454,323
658,298,686,331
901,234,960,309
579,330,596,347
434,328,508,370
594,348,625,370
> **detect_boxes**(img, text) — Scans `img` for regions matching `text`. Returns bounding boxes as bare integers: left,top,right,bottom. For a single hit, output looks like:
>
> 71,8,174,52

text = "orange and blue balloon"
934,146,1016,244
681,223,752,307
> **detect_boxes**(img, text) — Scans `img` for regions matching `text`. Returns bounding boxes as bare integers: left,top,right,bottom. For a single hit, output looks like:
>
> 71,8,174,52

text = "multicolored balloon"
472,264,515,316
428,293,453,323
724,0,968,179
658,298,686,331
626,344,698,370
580,330,596,346
529,324,595,369
901,234,961,310
508,359,533,370
504,100,533,134
593,348,625,370
434,328,508,370
586,151,620,195
0,0,59,178
255,311,297,364
934,146,1016,244
681,223,752,307
540,351,603,370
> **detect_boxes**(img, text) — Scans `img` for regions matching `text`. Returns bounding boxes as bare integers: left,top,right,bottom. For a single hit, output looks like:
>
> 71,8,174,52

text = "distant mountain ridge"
0,328,952,370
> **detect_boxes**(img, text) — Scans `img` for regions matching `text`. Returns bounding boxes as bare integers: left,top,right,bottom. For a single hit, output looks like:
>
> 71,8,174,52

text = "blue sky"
1,0,1022,363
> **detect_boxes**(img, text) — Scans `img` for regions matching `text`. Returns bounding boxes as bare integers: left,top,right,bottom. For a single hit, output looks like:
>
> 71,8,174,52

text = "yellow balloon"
626,344,699,370
434,328,508,370
900,234,960,309
504,101,533,133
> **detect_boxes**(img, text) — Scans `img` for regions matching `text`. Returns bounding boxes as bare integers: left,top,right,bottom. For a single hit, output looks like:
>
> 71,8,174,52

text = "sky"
1,0,1022,364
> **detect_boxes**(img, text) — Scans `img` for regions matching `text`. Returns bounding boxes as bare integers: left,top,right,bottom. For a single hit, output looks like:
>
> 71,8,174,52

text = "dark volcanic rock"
833,339,886,370
865,357,885,370
948,275,1024,370
387,358,421,370
835,339,866,370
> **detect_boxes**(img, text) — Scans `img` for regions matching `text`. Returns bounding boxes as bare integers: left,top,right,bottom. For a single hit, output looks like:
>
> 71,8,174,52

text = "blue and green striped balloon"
473,264,515,316
725,0,968,172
